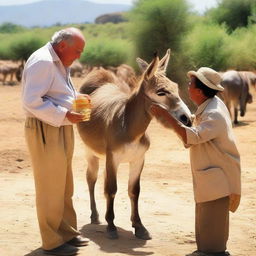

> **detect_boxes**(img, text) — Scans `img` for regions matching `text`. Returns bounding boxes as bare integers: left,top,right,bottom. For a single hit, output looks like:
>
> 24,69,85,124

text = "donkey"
77,49,192,240
220,70,252,124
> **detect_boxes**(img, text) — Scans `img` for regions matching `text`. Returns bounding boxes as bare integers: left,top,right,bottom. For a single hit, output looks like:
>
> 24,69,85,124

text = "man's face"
59,37,85,67
188,76,202,104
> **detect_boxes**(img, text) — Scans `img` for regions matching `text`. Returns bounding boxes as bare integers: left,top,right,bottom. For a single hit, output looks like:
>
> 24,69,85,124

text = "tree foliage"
183,23,229,71
0,22,25,33
128,0,191,85
80,38,132,67
207,0,256,32
10,36,44,62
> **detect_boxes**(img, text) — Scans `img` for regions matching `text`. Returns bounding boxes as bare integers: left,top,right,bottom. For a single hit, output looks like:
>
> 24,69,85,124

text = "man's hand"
150,104,187,143
78,93,91,103
229,194,241,212
66,110,85,123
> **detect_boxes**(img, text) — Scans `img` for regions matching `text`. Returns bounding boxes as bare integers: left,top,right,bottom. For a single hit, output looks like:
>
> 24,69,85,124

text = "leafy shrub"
224,25,256,70
0,22,25,33
183,23,229,71
207,0,256,32
10,36,44,61
128,0,191,86
80,38,133,67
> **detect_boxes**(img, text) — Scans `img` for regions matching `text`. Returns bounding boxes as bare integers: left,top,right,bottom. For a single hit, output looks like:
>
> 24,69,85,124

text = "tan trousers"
25,118,80,250
196,196,229,253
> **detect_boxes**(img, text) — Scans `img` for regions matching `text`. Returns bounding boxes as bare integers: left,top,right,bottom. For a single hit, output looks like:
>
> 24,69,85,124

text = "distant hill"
0,0,131,27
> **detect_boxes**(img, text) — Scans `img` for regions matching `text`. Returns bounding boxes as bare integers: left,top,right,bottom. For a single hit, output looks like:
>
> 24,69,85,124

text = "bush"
225,25,256,70
0,22,25,33
80,38,133,67
128,0,191,86
207,0,256,32
10,36,44,61
183,23,229,71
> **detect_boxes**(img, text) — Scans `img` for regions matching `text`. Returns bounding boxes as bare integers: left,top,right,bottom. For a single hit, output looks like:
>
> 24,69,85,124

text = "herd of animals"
1,51,256,239
1,57,255,125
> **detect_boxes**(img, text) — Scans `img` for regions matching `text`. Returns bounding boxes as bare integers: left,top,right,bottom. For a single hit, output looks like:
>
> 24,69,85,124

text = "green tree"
128,0,191,86
80,38,132,67
207,0,256,32
10,36,44,62
183,23,229,71
0,22,25,33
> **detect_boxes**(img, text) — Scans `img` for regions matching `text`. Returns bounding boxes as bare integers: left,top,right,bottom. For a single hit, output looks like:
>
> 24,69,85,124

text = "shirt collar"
195,96,216,116
46,42,61,62
46,42,70,75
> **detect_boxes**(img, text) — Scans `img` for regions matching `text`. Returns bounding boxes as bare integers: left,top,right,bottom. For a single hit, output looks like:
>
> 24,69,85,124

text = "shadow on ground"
23,223,153,256
80,223,153,255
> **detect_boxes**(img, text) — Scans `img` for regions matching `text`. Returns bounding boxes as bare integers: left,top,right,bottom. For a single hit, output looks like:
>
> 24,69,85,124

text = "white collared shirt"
22,42,78,127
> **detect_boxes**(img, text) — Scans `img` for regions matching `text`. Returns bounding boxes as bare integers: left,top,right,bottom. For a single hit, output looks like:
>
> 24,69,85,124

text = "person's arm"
151,104,223,146
150,104,187,143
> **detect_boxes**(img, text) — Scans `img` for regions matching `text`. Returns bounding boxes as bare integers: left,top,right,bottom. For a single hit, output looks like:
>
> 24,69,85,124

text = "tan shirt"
184,96,241,206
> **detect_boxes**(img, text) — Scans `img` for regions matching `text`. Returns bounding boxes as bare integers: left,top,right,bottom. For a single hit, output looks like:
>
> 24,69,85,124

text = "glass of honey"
72,95,91,121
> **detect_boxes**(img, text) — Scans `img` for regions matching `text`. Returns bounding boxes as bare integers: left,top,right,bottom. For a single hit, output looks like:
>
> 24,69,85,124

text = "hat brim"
187,71,224,92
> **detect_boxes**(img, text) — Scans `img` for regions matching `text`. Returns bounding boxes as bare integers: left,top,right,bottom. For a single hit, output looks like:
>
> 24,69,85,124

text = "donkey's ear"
136,58,149,72
144,55,159,81
158,49,171,73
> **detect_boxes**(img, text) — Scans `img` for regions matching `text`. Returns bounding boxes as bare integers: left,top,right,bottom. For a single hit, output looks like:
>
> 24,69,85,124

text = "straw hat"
187,67,224,91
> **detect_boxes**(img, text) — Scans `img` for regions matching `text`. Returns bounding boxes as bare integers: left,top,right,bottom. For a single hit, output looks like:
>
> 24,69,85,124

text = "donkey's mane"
92,83,131,126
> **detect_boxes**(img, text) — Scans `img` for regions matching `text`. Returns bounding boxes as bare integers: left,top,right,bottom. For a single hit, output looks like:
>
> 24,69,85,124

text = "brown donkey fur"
77,49,192,240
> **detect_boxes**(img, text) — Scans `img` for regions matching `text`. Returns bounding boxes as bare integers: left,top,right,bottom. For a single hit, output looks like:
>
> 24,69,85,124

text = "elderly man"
151,67,241,256
22,28,89,256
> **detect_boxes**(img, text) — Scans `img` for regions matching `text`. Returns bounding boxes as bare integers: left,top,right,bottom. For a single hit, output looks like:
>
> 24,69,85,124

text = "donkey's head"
136,49,192,127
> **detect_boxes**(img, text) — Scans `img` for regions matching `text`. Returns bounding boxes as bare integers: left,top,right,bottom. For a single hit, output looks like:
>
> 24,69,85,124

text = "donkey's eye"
156,89,169,96
157,92,166,96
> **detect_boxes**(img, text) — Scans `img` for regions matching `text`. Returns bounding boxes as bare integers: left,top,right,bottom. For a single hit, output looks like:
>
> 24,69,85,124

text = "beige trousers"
196,196,229,253
25,118,80,250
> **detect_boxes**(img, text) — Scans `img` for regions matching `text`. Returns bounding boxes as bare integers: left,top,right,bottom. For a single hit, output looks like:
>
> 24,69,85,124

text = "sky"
0,0,217,13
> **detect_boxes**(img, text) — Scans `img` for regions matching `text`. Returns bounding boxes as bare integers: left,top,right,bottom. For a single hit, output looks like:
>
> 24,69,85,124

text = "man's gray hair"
51,29,74,45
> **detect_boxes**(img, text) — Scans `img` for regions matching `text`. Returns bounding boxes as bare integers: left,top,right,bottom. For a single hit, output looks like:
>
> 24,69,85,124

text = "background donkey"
77,49,192,240
220,70,252,124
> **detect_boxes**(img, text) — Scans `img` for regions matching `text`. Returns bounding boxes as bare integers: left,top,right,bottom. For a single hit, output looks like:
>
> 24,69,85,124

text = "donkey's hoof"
90,214,101,224
91,218,101,225
135,227,152,240
106,229,119,239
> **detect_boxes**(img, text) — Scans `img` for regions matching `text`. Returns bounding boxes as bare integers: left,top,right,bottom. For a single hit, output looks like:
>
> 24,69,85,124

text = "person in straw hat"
151,67,241,256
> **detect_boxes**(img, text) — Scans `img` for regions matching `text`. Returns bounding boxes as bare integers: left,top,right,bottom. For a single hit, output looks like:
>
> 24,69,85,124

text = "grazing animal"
106,63,137,94
220,70,252,124
239,71,256,91
77,49,192,240
70,60,85,77
0,60,22,85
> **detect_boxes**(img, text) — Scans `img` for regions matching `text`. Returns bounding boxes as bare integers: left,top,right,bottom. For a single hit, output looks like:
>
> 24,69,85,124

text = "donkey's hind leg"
86,154,100,224
128,158,152,240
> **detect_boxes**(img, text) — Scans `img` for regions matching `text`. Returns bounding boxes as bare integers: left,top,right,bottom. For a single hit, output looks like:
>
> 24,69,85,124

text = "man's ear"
57,41,67,52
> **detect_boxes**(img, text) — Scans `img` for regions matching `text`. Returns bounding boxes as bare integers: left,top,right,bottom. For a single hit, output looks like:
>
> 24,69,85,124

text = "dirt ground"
0,77,255,256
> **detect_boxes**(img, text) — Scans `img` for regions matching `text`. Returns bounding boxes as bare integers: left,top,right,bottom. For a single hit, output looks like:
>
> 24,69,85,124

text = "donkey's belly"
87,140,149,163
115,141,149,162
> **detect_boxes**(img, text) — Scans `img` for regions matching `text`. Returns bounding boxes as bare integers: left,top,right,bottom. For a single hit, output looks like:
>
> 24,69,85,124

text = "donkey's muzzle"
179,114,192,127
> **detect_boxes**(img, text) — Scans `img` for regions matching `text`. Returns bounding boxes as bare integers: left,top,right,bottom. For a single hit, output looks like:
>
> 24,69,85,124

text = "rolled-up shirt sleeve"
184,112,223,147
22,60,68,127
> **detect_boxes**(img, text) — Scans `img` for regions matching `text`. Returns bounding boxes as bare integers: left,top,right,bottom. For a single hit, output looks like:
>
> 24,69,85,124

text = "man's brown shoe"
67,236,89,247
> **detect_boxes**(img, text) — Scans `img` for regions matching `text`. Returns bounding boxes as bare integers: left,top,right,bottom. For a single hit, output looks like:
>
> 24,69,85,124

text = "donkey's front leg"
128,158,152,240
86,154,100,224
104,153,118,239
